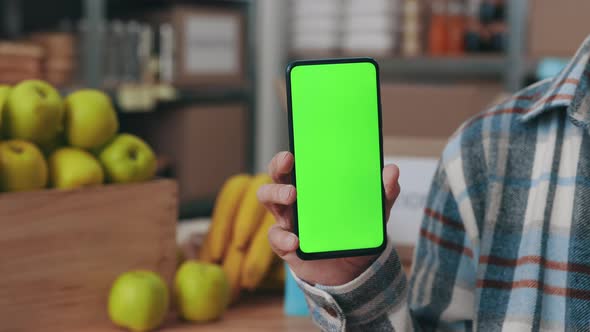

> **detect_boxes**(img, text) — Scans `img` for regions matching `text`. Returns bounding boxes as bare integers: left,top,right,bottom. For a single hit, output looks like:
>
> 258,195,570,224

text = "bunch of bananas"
199,173,284,302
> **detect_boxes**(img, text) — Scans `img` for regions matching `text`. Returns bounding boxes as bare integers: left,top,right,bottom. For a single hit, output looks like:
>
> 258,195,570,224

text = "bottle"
489,0,506,53
479,0,495,25
402,0,421,57
464,0,481,53
447,0,466,55
428,0,448,56
489,21,506,53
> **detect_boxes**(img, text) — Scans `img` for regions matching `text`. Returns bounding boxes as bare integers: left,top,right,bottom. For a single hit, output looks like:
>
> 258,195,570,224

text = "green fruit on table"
4,80,64,146
175,261,230,322
49,147,104,189
0,85,11,135
108,270,169,332
65,89,119,149
99,133,157,183
0,140,48,192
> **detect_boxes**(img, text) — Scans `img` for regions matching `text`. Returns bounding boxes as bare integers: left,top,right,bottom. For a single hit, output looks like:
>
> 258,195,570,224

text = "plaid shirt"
295,36,590,331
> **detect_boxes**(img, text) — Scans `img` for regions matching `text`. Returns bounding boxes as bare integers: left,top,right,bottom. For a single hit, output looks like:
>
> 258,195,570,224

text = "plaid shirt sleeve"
294,160,479,332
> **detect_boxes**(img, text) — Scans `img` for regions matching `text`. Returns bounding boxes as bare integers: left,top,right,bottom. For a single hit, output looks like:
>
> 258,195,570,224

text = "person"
257,37,590,331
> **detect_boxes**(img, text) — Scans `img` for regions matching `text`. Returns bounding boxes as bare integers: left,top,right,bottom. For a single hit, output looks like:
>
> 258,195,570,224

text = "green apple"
99,134,156,183
108,270,169,332
65,89,119,149
49,147,104,189
0,140,48,192
175,261,230,322
4,80,64,146
0,85,11,136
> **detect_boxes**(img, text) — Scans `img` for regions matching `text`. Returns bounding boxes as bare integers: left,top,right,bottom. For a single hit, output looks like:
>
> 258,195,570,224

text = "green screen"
289,60,384,254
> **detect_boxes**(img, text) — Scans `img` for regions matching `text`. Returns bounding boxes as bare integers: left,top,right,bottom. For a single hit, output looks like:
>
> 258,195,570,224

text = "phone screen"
287,59,386,259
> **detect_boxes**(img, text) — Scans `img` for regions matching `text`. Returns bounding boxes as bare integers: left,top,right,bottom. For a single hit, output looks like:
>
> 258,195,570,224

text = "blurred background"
0,0,587,330
0,0,582,220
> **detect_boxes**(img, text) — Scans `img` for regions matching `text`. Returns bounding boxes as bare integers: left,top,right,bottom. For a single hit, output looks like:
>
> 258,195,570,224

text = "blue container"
284,264,310,316
537,58,569,80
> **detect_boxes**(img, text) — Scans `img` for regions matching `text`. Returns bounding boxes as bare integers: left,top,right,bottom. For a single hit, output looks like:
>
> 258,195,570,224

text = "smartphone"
286,58,386,260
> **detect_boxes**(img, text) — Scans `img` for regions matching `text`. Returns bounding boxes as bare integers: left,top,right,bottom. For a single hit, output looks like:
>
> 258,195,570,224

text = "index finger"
268,151,294,184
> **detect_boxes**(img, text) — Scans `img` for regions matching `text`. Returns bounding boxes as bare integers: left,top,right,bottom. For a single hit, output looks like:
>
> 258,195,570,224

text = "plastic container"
428,0,448,56
447,0,466,55
284,264,310,316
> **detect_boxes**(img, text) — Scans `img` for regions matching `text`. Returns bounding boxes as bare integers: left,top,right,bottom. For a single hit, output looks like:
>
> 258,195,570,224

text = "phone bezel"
285,57,388,260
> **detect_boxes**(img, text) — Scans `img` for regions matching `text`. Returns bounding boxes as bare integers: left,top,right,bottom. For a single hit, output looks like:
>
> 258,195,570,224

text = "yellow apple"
0,85,11,136
4,80,64,146
108,270,169,332
48,147,104,189
65,89,119,149
175,261,230,322
0,140,48,192
99,134,156,183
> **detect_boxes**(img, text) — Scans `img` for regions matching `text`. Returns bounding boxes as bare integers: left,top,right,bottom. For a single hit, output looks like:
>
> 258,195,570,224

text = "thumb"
383,164,401,220
268,224,302,269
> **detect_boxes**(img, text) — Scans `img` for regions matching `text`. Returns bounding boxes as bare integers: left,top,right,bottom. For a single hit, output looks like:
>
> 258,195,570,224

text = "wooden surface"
0,179,178,332
82,294,317,332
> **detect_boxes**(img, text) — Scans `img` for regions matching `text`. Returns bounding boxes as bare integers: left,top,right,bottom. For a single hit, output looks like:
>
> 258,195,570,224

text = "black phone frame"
285,57,388,260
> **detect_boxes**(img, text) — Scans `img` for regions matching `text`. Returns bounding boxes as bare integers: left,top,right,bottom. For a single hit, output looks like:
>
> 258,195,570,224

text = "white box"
345,0,398,14
292,0,343,16
384,156,438,246
342,33,394,50
292,16,341,33
292,34,340,50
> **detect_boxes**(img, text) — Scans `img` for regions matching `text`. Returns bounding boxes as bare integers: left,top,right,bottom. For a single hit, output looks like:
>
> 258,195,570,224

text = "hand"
257,151,401,286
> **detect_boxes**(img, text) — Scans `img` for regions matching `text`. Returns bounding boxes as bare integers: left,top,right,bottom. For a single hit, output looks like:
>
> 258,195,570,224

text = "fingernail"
281,151,289,163
286,233,298,248
280,186,292,201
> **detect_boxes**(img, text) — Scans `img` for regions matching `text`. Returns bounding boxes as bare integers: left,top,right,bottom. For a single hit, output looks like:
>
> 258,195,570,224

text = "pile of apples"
0,80,157,193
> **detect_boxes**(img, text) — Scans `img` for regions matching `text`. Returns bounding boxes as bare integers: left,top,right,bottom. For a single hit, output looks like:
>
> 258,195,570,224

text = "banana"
241,212,277,290
222,244,246,304
203,174,252,262
198,235,214,263
231,173,273,250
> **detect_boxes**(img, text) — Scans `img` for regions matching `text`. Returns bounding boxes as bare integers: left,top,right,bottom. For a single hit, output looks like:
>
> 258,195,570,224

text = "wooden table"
83,294,318,332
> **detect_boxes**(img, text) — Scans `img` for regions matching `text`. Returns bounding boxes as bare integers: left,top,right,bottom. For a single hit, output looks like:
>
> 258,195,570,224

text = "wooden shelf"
59,86,251,114
378,56,506,80
289,54,507,81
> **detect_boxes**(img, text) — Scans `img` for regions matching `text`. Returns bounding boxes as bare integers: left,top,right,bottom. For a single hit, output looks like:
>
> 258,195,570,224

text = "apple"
0,140,48,192
108,270,169,332
65,89,119,149
48,147,104,189
99,134,156,183
0,85,11,135
4,80,64,146
175,261,230,322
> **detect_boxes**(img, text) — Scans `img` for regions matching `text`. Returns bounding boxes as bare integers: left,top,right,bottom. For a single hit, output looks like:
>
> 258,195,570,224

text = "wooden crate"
0,179,178,332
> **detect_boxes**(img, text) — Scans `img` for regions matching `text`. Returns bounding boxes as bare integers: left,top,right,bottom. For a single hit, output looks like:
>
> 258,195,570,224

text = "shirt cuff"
293,237,408,330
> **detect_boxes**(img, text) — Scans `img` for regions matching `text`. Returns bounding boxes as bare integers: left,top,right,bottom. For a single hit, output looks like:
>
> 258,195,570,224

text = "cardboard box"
380,83,503,138
142,5,246,87
381,83,502,245
529,0,590,58
153,6,246,87
126,104,249,204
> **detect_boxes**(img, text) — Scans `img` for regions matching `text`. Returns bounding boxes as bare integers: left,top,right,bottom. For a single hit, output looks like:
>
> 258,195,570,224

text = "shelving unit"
287,0,530,92
1,0,257,218
379,56,507,81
